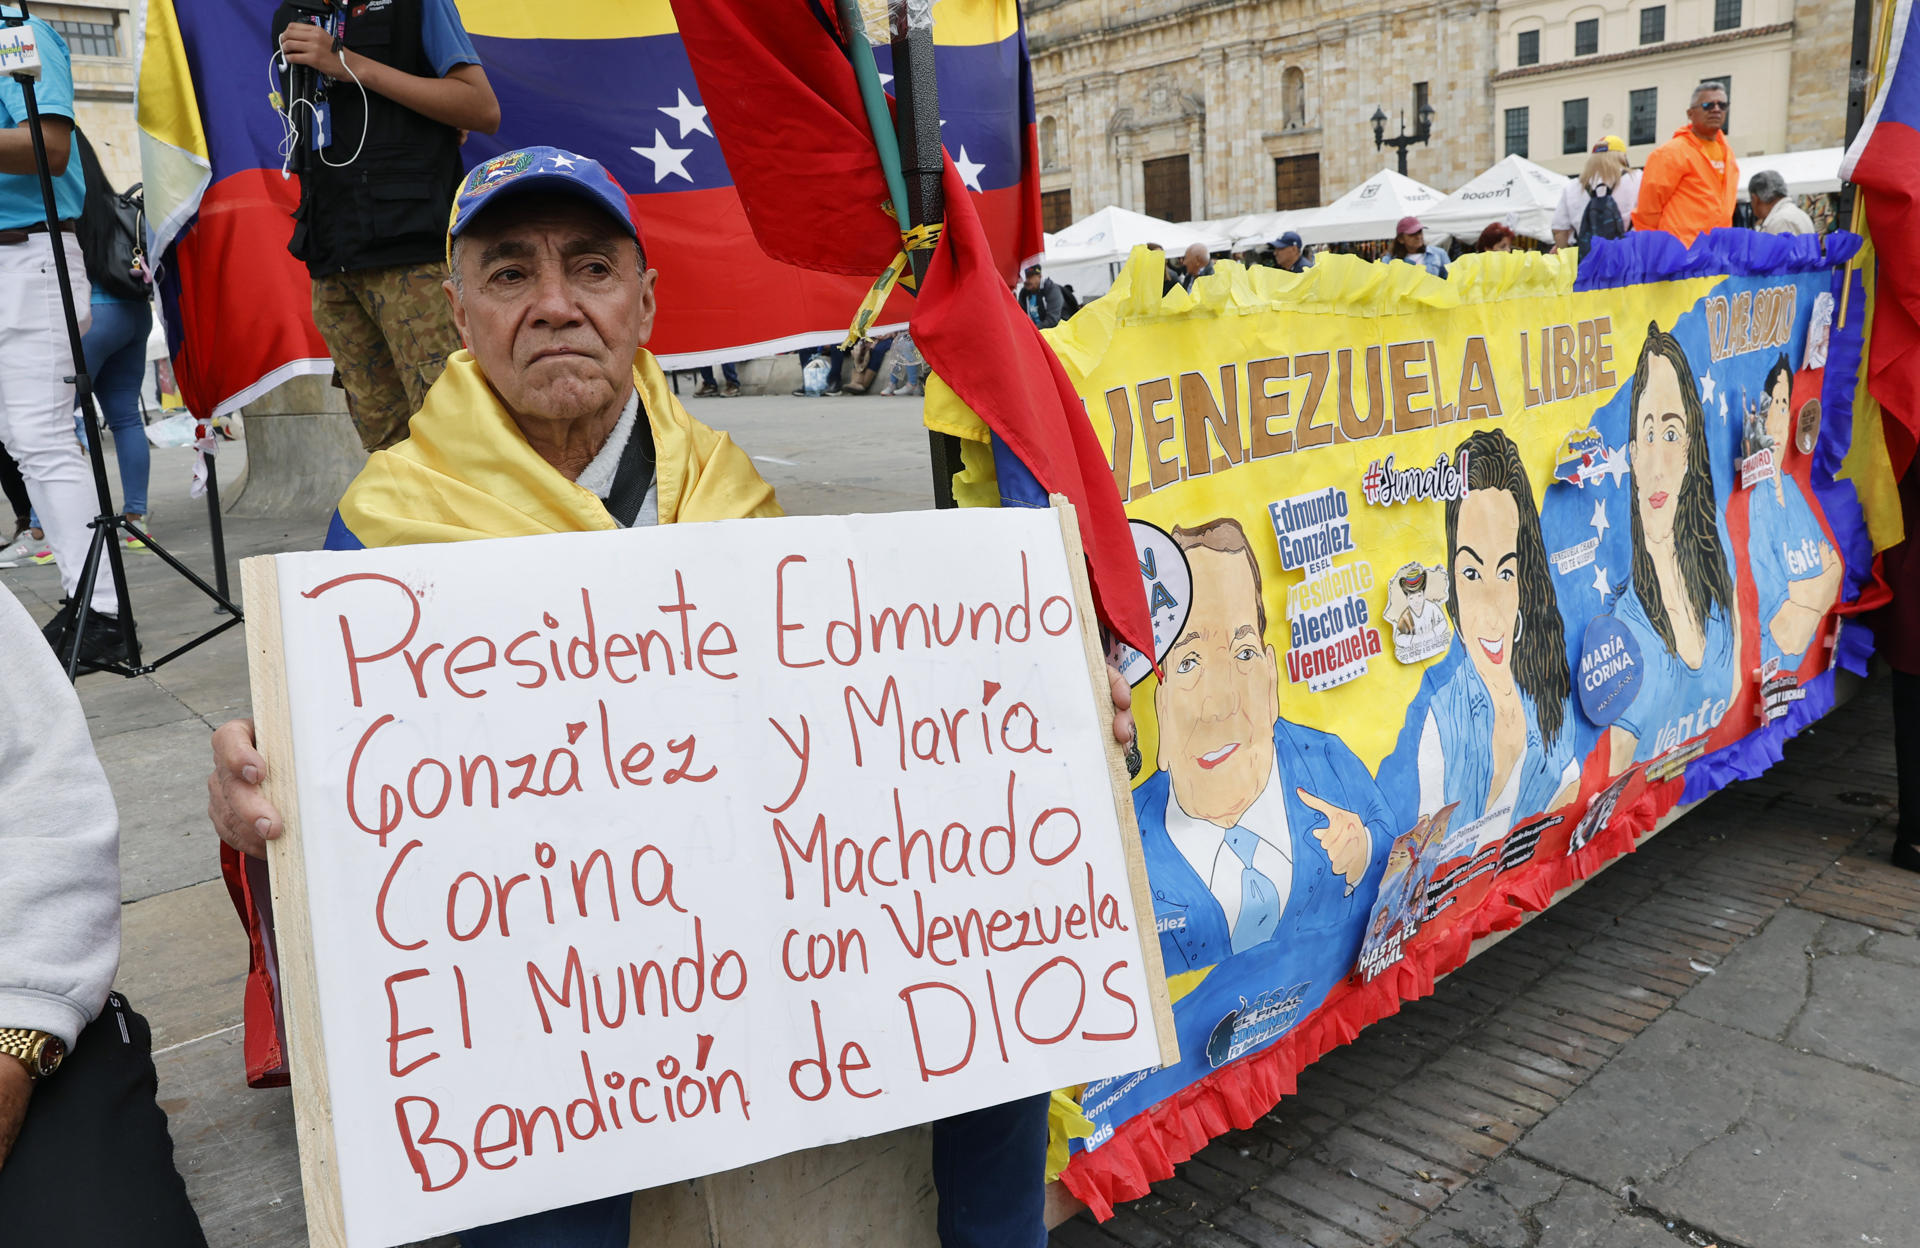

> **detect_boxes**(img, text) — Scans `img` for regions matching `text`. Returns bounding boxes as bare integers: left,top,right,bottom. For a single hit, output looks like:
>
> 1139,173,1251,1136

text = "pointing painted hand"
1296,788,1370,892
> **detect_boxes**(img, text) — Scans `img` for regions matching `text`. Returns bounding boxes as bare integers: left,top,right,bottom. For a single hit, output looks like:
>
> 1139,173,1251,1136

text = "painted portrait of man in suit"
1133,517,1393,984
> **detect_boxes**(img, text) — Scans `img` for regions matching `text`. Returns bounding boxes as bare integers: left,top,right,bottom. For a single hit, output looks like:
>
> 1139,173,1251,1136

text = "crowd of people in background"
990,77,1819,319
614,79,1824,400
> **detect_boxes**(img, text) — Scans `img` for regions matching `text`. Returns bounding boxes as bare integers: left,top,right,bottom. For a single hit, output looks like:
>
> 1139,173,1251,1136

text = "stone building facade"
1490,0,1849,178
1783,0,1855,151
36,0,141,193
1029,0,1501,228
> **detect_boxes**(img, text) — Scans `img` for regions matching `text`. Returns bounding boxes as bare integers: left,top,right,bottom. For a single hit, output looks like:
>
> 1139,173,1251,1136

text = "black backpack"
1577,182,1626,258
75,131,149,303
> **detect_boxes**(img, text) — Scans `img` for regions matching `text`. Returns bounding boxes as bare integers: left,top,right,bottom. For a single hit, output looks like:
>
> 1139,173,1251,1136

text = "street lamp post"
1371,102,1436,176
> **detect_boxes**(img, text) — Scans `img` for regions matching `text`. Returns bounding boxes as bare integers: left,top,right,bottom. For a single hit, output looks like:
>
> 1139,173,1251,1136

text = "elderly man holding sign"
208,147,1139,1248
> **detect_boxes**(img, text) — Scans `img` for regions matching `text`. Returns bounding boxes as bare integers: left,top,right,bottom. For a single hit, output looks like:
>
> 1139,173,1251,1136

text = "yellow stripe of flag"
136,0,212,257
453,0,1016,46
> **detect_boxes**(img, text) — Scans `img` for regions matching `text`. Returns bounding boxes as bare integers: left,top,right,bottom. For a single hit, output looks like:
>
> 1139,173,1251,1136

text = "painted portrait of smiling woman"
1415,429,1579,850
1607,324,1740,769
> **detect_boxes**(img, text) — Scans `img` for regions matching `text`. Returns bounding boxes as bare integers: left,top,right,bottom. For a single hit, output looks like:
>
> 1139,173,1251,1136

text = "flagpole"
886,0,962,508
832,0,913,230
888,1,943,289
1839,0,1877,224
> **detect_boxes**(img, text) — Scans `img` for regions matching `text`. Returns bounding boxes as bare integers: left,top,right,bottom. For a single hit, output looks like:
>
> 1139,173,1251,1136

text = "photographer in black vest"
275,0,500,452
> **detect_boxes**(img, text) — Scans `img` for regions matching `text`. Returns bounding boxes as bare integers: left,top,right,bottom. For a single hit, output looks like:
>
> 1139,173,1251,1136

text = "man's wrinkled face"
1155,546,1280,827
447,195,656,431
1276,244,1301,269
1183,244,1209,274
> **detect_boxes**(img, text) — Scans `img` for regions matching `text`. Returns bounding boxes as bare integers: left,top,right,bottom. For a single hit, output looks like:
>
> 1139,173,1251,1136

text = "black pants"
1895,671,1920,847
0,442,28,526
0,993,208,1246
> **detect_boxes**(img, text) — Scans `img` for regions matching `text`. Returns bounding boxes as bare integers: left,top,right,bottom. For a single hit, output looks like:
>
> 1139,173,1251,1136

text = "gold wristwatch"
0,1028,66,1080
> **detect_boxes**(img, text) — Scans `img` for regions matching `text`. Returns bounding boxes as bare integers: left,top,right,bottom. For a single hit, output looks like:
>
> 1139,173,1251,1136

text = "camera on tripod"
0,0,244,677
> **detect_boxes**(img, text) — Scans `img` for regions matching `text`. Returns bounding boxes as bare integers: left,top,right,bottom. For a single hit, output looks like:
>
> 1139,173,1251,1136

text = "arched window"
1040,115,1060,169
1282,67,1307,131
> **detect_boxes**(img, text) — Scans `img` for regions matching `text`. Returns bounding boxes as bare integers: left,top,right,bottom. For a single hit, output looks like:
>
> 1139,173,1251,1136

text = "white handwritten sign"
244,506,1174,1248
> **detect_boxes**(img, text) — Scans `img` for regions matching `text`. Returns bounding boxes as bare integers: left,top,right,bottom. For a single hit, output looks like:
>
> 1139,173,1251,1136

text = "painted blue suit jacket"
1135,717,1394,983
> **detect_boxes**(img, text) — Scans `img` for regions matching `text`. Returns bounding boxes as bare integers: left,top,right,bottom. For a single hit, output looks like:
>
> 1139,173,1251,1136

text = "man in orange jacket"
1632,81,1738,245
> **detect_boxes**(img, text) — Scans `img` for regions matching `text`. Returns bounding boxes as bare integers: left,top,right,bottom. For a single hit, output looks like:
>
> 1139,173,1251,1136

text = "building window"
1041,189,1073,233
1574,18,1599,55
49,18,117,57
1143,154,1191,222
1563,98,1589,155
1516,29,1539,66
1640,6,1666,44
1629,87,1659,145
1505,106,1530,158
1282,66,1307,130
1413,81,1430,120
1040,117,1060,170
1714,0,1741,31
1274,154,1321,210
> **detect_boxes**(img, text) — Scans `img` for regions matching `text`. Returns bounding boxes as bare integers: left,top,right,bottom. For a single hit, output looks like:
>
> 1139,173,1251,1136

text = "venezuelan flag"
1839,0,1920,546
138,0,1042,419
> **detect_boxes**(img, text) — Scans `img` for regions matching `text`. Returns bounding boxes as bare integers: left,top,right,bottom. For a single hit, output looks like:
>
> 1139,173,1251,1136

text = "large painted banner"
996,234,1873,1214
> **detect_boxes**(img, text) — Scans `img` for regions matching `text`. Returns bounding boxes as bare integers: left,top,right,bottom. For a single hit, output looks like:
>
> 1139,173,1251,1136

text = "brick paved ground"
1054,676,1916,1248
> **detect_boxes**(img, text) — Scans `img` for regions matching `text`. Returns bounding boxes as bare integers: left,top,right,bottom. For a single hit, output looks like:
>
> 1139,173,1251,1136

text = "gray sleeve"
0,587,120,1047
1041,282,1065,327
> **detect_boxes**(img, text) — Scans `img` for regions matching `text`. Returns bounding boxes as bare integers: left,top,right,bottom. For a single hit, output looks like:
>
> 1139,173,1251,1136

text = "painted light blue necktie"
1226,825,1281,954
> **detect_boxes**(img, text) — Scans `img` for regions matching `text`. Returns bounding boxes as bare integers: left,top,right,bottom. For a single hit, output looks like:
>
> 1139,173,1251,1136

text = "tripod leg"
102,511,137,665
64,518,108,680
205,438,231,613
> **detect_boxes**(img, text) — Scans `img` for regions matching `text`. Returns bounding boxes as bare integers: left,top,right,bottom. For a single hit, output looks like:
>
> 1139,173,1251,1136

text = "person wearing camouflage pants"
311,261,464,452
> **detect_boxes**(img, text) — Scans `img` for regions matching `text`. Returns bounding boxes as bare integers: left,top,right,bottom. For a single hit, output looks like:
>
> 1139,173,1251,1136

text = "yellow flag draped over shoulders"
335,349,779,549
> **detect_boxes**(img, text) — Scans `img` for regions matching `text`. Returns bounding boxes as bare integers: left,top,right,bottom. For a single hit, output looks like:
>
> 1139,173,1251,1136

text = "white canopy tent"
1039,250,1122,301
1422,154,1572,244
1294,169,1448,246
1204,209,1319,253
1047,206,1230,258
1041,207,1232,298
1735,147,1845,200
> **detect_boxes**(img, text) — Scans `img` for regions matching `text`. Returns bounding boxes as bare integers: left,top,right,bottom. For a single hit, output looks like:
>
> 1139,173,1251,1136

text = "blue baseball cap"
1273,230,1303,249
446,146,643,266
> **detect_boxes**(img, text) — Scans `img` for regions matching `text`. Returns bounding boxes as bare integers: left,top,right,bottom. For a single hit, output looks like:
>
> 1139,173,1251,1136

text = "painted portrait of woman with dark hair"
1414,428,1579,851
1608,324,1741,768
1746,353,1842,666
